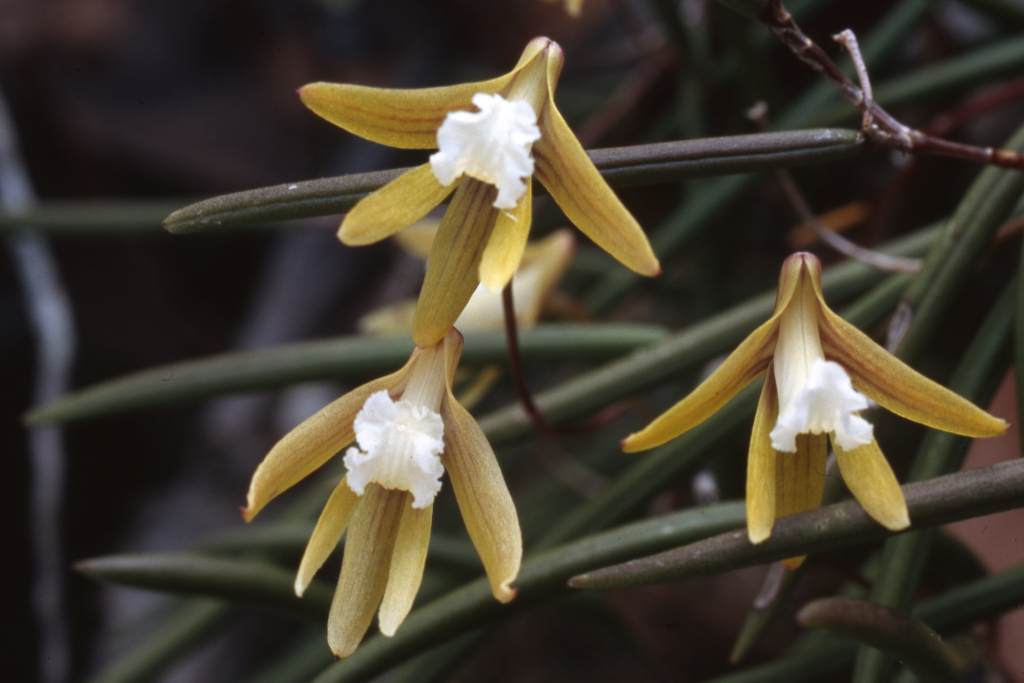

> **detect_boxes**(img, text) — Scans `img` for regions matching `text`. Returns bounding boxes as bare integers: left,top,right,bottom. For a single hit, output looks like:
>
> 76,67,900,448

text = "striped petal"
243,370,406,522
339,164,456,246
378,501,433,636
533,102,659,277
815,295,1007,438
441,392,521,603
299,75,517,150
478,181,533,291
747,371,779,545
295,476,360,596
775,432,827,569
775,432,828,518
833,438,910,532
622,316,779,452
327,485,406,658
412,179,499,347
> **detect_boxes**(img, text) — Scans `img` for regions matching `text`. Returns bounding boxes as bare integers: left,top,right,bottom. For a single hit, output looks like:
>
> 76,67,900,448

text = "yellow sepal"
622,316,778,452
412,180,498,347
378,501,432,636
298,73,517,150
339,164,456,246
479,181,533,291
295,476,360,596
327,485,405,658
833,438,910,531
747,372,779,545
441,391,522,603
533,103,659,277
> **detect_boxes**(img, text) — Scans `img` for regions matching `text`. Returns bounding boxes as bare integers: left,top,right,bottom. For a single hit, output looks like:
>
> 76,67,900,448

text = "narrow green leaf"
163,131,861,234
702,562,1024,683
85,600,235,683
26,324,666,426
797,598,973,683
567,458,1024,589
75,553,334,622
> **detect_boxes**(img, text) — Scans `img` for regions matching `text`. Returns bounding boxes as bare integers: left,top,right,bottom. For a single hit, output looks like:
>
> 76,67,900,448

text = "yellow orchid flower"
242,328,521,657
299,36,659,347
622,252,1007,556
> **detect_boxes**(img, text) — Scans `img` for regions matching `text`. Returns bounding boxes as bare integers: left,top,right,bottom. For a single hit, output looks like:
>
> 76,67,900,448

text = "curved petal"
327,485,406,658
412,179,499,347
747,372,779,545
440,392,521,603
294,476,360,596
243,370,407,522
478,182,532,291
299,75,517,150
378,502,433,636
622,317,779,452
533,103,659,277
817,304,1007,438
339,165,456,246
833,438,910,531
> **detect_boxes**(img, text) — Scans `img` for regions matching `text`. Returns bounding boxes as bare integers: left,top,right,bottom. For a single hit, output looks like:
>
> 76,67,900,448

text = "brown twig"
747,101,922,273
760,0,1024,171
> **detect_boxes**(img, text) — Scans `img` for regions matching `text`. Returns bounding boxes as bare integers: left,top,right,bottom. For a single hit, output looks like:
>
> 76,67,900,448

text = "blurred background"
3,0,1024,681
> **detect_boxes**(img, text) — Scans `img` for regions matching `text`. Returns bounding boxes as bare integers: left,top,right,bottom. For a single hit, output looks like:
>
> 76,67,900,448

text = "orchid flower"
622,253,1007,556
299,37,659,347
243,329,521,657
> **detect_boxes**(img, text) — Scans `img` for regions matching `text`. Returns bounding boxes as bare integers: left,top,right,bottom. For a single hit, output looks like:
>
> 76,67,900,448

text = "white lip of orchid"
343,390,445,509
769,273,873,453
770,358,874,452
430,93,541,210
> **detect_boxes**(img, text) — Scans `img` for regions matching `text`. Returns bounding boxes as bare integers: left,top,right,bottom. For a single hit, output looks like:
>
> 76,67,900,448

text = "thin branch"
747,102,922,273
760,0,1024,171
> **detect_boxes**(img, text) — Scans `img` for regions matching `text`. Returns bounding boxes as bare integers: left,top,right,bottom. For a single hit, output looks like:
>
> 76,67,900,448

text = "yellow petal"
775,433,828,519
412,179,499,347
339,164,456,246
622,317,779,452
377,501,432,636
299,75,517,150
747,372,779,545
478,181,533,291
774,432,827,569
816,303,1007,438
243,370,406,522
440,392,521,603
295,476,360,596
327,485,406,658
833,438,910,531
533,103,659,277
